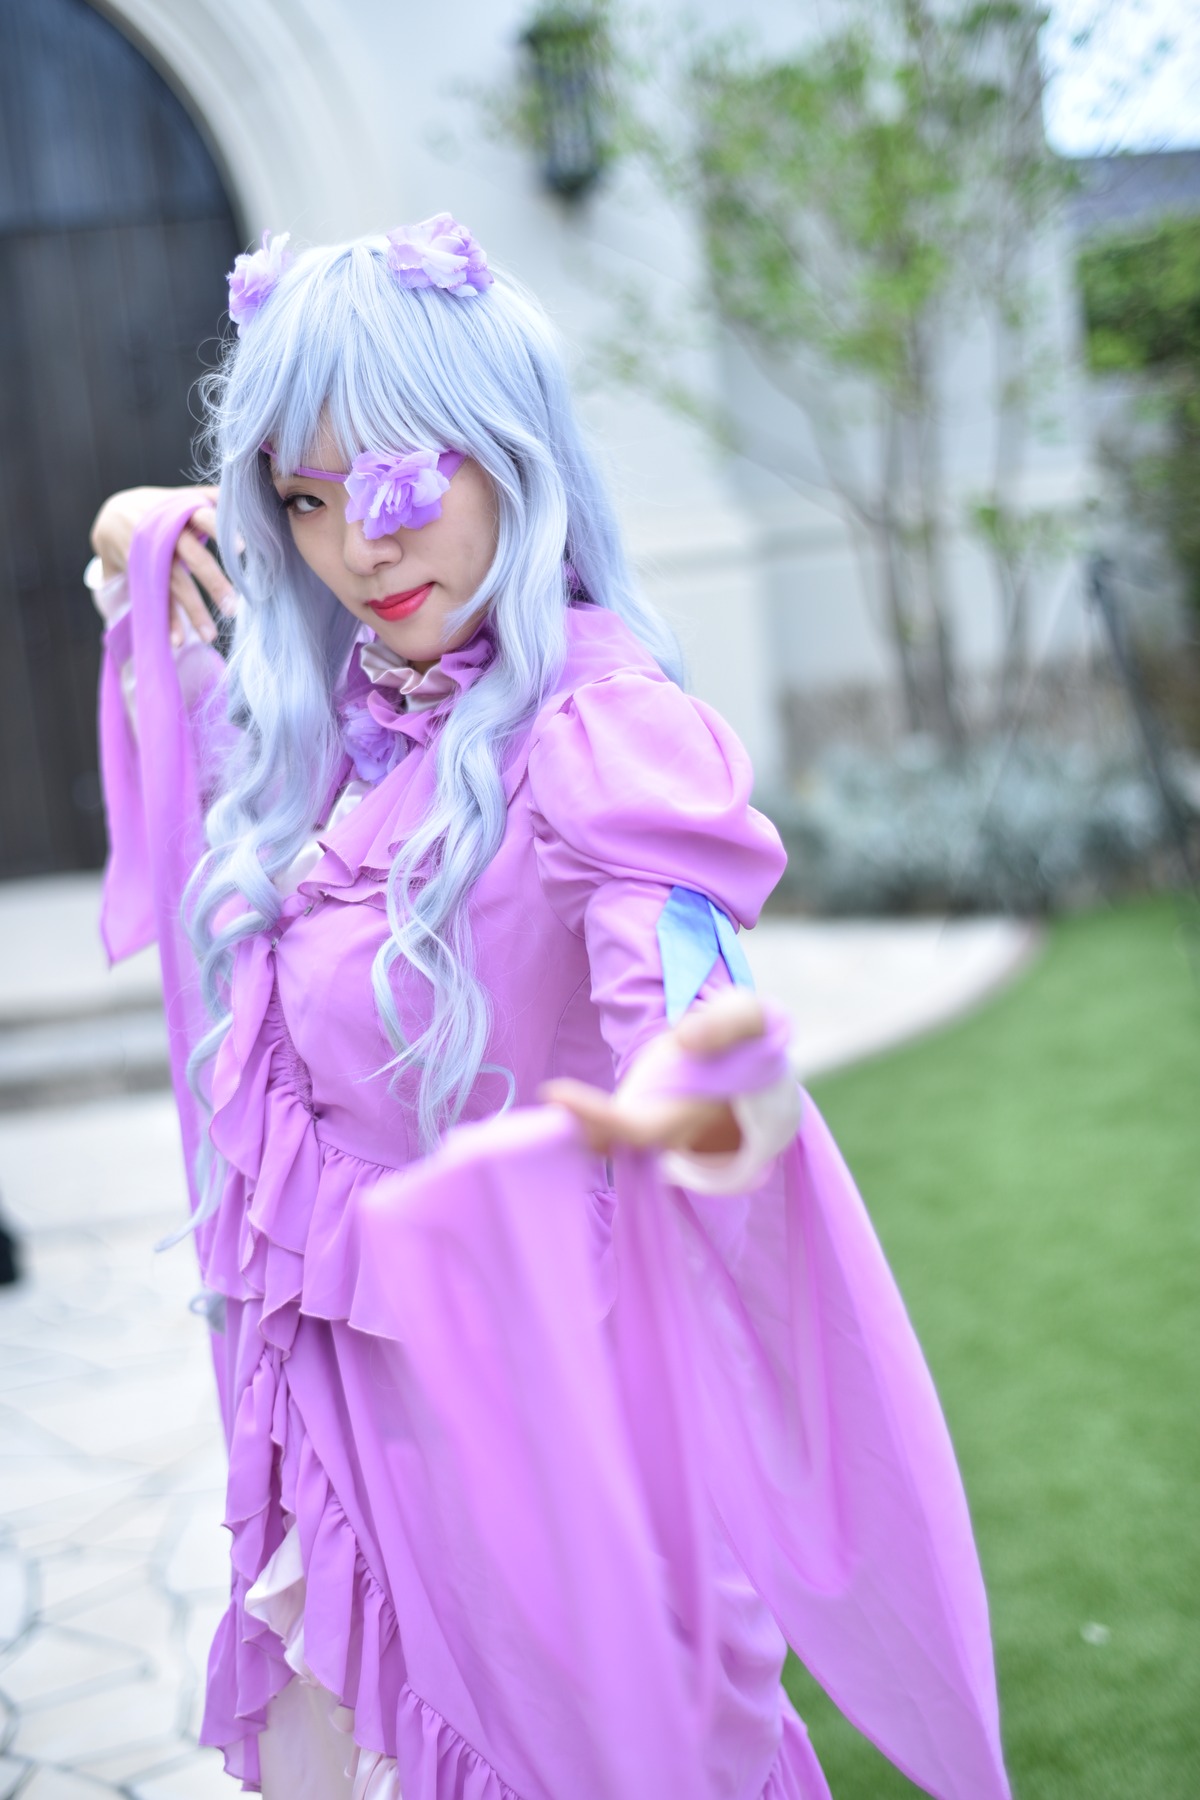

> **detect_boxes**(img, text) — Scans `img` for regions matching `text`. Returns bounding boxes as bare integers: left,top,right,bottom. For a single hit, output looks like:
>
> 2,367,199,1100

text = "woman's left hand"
539,988,764,1157
90,484,234,647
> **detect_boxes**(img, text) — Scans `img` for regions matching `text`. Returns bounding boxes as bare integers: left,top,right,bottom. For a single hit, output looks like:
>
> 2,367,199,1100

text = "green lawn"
783,898,1200,1800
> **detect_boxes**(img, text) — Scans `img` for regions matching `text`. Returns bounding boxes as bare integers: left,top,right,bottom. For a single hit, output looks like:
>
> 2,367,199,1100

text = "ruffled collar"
295,602,636,904
337,620,494,779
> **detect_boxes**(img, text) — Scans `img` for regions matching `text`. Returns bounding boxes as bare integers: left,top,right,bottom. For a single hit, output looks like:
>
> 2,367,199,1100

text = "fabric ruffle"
246,1519,829,1800
195,927,397,1779
197,937,522,1791
199,934,380,1339
195,955,824,1798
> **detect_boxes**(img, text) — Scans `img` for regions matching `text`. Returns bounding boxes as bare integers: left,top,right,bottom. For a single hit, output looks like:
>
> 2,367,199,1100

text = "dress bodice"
218,603,784,1176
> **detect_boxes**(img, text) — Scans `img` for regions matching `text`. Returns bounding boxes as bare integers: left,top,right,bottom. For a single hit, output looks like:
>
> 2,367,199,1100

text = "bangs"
223,242,492,481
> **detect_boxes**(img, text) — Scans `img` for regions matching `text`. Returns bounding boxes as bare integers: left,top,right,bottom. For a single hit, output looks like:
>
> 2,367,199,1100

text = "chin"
376,623,441,659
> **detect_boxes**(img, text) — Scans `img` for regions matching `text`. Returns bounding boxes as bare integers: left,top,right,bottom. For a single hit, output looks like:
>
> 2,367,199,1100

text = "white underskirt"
248,1524,401,1800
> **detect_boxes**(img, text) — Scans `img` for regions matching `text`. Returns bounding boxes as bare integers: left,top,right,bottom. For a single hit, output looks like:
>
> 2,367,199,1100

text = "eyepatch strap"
261,443,465,486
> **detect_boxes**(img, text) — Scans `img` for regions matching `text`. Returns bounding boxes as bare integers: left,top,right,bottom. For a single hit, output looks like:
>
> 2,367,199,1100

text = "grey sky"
1042,0,1200,154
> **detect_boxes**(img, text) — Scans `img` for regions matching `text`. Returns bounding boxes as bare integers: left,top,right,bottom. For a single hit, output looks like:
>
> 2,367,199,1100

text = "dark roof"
1066,149,1200,239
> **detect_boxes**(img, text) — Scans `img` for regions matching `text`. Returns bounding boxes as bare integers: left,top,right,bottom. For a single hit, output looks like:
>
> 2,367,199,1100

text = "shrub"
762,739,1177,914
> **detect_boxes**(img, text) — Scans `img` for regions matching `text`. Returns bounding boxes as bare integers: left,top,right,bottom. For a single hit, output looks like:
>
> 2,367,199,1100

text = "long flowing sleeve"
95,496,235,1216
524,664,1012,1800
87,554,227,764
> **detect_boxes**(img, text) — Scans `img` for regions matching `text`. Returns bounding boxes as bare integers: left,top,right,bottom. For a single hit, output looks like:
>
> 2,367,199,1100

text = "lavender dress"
97,498,1012,1800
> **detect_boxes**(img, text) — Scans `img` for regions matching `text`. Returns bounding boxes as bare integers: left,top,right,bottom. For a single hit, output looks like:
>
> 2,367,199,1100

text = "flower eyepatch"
263,442,465,538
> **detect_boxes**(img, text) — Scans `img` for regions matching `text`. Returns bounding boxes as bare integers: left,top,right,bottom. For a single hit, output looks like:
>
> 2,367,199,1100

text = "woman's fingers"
90,484,235,648
174,521,237,613
169,564,218,647
91,484,212,578
539,1078,621,1152
539,1077,731,1155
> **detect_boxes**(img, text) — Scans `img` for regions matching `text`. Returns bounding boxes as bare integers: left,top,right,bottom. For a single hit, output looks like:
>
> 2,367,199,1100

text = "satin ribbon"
358,639,458,707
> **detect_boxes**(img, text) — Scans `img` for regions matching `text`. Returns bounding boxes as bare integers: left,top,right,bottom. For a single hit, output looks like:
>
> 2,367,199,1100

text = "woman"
91,216,1011,1800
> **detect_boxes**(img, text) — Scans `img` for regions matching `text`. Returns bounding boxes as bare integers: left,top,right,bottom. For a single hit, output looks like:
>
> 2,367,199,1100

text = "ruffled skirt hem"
243,1675,828,1800
218,1518,831,1799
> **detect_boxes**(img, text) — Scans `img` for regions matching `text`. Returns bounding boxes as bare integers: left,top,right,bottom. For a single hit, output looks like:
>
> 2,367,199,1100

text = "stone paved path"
0,876,1036,1796
0,1094,226,1797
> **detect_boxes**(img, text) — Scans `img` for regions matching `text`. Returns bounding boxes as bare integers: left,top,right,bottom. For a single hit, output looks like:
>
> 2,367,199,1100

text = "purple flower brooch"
227,213,492,334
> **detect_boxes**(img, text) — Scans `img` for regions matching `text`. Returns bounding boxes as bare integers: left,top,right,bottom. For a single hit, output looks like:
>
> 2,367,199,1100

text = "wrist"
90,506,124,580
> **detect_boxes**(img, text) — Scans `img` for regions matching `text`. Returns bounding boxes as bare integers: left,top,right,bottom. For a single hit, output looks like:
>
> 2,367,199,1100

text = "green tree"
1078,213,1200,619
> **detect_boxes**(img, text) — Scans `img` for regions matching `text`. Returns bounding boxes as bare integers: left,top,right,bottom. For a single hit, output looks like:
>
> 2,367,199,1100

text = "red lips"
366,582,434,621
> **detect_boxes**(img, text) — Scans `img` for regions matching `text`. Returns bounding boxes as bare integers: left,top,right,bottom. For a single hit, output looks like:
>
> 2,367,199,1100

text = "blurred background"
0,1,1196,1797
0,0,1198,900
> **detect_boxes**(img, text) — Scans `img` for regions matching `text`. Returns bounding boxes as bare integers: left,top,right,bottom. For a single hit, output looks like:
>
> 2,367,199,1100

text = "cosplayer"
90,216,1012,1800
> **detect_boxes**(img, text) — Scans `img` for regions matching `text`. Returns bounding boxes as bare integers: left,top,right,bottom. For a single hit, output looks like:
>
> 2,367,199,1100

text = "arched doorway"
0,0,240,878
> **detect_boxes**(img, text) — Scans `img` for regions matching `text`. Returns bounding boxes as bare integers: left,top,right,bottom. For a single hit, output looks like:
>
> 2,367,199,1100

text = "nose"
341,514,403,577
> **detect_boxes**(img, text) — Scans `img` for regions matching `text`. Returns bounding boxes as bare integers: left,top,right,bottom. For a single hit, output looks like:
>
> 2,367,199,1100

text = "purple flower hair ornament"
385,213,493,297
227,230,293,334
344,448,465,538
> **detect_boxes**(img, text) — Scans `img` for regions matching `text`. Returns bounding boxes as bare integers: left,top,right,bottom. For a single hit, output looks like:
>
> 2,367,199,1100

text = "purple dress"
97,498,1012,1800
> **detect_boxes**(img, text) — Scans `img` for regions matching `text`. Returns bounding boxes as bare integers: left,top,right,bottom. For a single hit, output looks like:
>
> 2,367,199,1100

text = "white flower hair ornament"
226,230,293,335
385,213,494,296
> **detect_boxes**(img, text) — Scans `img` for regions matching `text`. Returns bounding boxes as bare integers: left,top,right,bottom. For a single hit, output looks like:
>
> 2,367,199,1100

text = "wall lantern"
519,7,612,201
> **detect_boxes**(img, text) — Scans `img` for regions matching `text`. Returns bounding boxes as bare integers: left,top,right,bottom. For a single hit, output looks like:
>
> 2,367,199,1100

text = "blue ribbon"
656,886,755,1025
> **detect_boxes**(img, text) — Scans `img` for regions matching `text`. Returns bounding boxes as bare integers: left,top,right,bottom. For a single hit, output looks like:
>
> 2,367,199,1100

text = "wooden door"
0,0,240,877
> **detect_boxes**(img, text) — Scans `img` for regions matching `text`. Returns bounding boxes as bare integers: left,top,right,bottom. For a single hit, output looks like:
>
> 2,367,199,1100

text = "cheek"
290,518,342,587
463,508,499,579
444,471,499,572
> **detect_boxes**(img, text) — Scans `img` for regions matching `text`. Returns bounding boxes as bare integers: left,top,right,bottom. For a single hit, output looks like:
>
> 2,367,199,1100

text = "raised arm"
93,489,238,966
91,483,233,646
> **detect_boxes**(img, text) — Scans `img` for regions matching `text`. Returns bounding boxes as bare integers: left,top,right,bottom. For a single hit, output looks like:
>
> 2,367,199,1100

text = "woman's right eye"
284,492,323,516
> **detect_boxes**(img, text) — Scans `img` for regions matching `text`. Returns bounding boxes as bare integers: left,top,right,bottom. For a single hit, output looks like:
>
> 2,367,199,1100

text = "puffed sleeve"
527,667,787,1079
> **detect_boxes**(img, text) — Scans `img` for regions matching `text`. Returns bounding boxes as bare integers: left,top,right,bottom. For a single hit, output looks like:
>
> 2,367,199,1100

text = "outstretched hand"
90,485,236,648
540,988,765,1157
